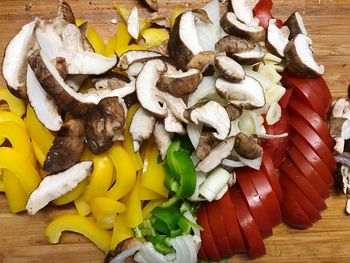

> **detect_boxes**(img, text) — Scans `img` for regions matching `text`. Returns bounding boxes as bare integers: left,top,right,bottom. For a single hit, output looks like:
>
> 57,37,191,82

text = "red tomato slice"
197,204,222,260
253,0,283,29
289,113,336,172
280,158,327,211
236,168,273,238
288,146,330,199
218,191,245,253
229,188,266,259
281,186,313,229
198,245,208,260
288,96,335,149
247,169,282,227
278,86,294,109
207,201,234,257
306,77,332,115
291,133,334,187
260,149,283,204
280,174,321,222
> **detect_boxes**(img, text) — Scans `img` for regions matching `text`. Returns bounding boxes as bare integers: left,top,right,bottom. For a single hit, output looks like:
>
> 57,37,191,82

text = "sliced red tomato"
247,169,282,227
236,168,273,238
253,0,283,29
260,149,283,204
229,188,266,259
218,191,245,253
291,133,334,187
197,204,222,260
261,108,290,168
278,86,294,109
306,77,332,116
280,158,327,211
207,201,233,257
289,113,336,172
280,174,321,222
288,146,330,199
288,96,335,149
281,186,313,229
198,245,208,261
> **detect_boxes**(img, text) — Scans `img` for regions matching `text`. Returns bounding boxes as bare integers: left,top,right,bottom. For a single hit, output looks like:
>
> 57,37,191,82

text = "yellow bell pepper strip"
123,172,143,228
171,7,184,29
104,35,119,58
76,19,105,55
106,144,137,201
45,214,112,253
115,23,132,55
142,199,165,219
140,185,164,200
115,4,151,33
91,197,126,230
52,178,88,206
141,28,169,48
0,111,26,144
3,169,28,213
110,213,133,249
74,197,91,217
0,88,26,117
118,44,147,57
31,139,46,167
0,147,41,194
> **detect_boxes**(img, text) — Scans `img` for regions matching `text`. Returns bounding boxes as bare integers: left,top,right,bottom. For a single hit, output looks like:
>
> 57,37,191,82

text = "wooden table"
0,0,349,262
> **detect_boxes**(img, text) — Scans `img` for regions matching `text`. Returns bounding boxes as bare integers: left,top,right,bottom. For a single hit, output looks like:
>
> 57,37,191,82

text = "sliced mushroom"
149,39,170,57
216,76,266,109
234,132,262,159
186,51,216,71
26,65,63,131
153,121,173,160
128,7,140,39
44,119,85,174
225,104,242,121
214,55,245,82
196,128,219,160
90,74,136,98
157,69,202,97
144,0,159,11
337,163,350,195
26,161,92,215
168,11,203,69
129,107,156,152
266,19,290,57
231,0,259,25
192,8,212,24
57,0,76,24
284,34,325,77
220,12,265,42
78,22,95,52
227,43,265,65
52,57,68,79
85,97,126,155
118,50,162,70
284,11,308,39
2,18,40,99
148,12,170,28
196,137,235,173
187,100,230,140
157,90,188,123
164,110,186,134
329,117,350,139
61,23,85,52
215,35,255,53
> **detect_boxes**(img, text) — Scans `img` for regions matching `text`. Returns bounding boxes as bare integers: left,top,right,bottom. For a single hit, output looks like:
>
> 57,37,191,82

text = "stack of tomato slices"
197,71,335,260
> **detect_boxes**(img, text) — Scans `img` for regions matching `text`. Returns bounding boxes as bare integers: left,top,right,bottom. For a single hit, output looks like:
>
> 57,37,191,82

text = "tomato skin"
229,188,266,259
198,245,208,261
253,0,283,29
247,169,282,227
288,146,330,199
306,77,332,116
236,168,273,238
217,191,245,253
278,86,294,109
207,201,234,257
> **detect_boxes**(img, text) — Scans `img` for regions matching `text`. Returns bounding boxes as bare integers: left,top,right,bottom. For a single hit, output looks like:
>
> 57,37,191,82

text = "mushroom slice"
285,34,325,77
231,0,259,25
168,11,203,69
215,35,255,53
266,19,290,57
153,122,173,160
61,23,84,52
329,117,350,140
216,76,266,109
148,12,170,28
284,11,308,39
26,65,63,132
149,39,170,57
57,0,76,25
85,97,126,155
186,51,215,71
227,43,265,65
129,107,156,152
128,7,140,39
164,110,186,134
196,128,219,160
105,237,142,263
78,22,95,52
91,75,136,98
187,101,230,140
220,12,265,42
234,132,262,159
44,119,85,174
117,50,162,70
196,137,235,173
144,0,159,11
136,59,168,117
225,104,242,121
2,18,39,99
159,91,188,123
157,69,202,97
127,61,145,80
214,55,245,82
26,161,92,215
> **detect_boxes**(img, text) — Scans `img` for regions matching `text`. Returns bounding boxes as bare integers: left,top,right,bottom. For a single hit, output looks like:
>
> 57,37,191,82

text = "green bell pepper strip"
151,206,181,230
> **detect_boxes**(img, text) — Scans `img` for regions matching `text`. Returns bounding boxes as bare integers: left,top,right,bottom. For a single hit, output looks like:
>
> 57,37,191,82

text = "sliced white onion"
183,211,201,240
214,184,228,200
232,149,262,170
199,167,231,201
170,235,198,263
245,68,272,91
134,243,167,263
187,123,202,149
109,244,142,263
187,76,217,107
222,158,245,168
188,172,207,202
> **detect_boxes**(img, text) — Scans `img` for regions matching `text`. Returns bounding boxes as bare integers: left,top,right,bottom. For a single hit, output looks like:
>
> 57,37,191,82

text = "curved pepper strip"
123,172,143,228
106,144,137,201
76,19,106,55
141,28,169,48
115,4,151,34
142,199,165,219
0,147,41,194
31,139,46,167
45,214,112,253
110,213,133,249
0,88,26,116
52,178,88,206
104,35,119,58
74,197,91,217
0,111,26,145
171,7,184,29
3,169,28,213
91,197,126,230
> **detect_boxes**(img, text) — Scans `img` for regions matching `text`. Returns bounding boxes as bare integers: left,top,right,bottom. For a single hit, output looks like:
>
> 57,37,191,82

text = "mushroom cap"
153,121,173,160
214,55,245,82
186,51,216,71
234,132,263,159
227,43,265,65
144,0,159,11
284,11,308,40
266,19,290,57
118,50,162,70
215,35,255,54
57,0,76,24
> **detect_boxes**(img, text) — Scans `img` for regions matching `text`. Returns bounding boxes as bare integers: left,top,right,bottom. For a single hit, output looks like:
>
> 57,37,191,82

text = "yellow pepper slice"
0,88,26,117
110,213,133,249
104,35,119,58
45,214,112,253
106,144,136,201
118,44,146,56
0,110,26,129
76,19,105,55
115,23,132,55
171,7,184,29
3,169,28,213
91,197,126,229
31,139,46,167
115,4,151,33
140,185,164,200
123,172,143,228
74,197,91,217
0,147,41,194
142,199,165,219
141,28,169,47
52,178,88,206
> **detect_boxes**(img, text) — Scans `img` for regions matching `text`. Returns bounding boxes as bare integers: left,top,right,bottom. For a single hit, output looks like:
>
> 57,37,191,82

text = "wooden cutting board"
0,0,349,262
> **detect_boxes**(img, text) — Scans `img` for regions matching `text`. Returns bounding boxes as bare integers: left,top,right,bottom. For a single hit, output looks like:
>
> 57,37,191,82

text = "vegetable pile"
0,0,345,262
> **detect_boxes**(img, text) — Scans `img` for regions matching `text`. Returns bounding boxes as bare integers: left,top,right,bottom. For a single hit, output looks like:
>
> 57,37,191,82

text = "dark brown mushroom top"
105,237,141,263
57,0,76,25
234,132,263,159
215,35,255,54
197,127,220,160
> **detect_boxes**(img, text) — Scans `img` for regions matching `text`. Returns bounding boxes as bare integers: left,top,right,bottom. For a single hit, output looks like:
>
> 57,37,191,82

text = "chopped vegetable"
91,197,126,229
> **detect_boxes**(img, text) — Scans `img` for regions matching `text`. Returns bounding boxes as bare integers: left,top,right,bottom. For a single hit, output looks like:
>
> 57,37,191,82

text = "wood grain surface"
0,0,349,262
